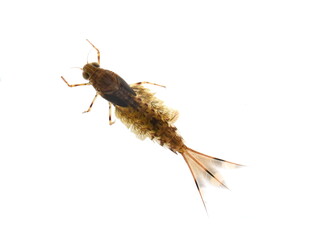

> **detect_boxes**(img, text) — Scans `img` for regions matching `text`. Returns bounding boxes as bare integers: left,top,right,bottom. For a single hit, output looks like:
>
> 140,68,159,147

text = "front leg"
61,76,91,87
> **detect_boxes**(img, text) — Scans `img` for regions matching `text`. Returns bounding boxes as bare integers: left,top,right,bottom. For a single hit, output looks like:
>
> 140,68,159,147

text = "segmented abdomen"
114,84,186,153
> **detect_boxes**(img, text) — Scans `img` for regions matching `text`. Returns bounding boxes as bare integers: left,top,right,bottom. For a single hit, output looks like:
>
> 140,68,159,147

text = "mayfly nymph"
61,40,242,211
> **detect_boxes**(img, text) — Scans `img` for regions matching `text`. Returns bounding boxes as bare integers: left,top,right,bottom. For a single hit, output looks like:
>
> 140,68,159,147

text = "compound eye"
82,72,90,80
92,62,100,68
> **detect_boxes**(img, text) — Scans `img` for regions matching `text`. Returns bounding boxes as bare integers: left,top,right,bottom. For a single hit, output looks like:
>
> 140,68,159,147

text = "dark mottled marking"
62,40,241,213
150,117,159,127
205,170,214,178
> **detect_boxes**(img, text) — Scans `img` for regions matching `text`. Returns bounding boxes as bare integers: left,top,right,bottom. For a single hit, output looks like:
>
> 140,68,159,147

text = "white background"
1,0,320,239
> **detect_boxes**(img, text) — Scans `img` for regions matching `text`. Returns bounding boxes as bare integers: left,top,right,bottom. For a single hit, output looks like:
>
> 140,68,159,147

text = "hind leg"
108,102,115,125
132,81,166,88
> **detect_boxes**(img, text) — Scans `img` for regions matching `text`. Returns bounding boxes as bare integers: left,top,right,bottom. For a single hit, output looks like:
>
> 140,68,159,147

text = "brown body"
115,84,186,153
83,62,186,153
61,40,241,212
83,63,138,108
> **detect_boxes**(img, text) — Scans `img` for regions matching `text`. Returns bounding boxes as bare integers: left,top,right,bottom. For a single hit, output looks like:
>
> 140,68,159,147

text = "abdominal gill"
114,84,242,211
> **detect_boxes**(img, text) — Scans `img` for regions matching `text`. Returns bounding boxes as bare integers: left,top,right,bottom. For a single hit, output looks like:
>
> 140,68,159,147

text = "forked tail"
181,147,242,212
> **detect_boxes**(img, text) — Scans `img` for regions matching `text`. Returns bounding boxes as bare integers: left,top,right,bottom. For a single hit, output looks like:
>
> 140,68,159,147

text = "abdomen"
114,84,185,153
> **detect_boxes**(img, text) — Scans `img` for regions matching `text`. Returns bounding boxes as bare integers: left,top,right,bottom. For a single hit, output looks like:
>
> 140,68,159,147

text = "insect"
61,40,242,211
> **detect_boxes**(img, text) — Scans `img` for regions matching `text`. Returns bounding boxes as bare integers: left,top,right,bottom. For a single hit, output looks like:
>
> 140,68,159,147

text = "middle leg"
83,93,98,113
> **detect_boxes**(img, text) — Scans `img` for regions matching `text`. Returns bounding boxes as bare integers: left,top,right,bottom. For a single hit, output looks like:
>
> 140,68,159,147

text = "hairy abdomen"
114,84,186,153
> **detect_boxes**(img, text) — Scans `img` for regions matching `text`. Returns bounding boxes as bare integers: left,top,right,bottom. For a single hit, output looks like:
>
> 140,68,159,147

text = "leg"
108,102,115,125
132,81,166,88
61,76,91,87
83,93,99,113
86,39,100,65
